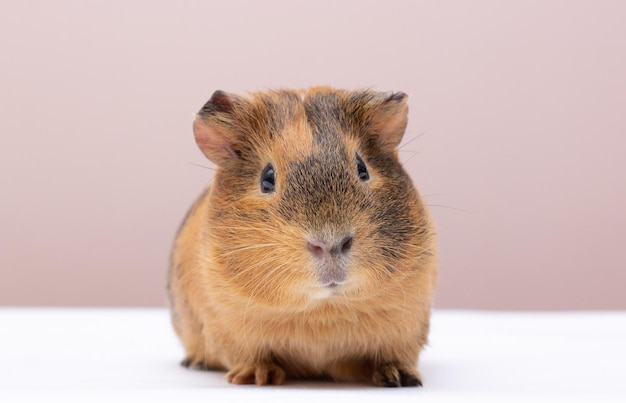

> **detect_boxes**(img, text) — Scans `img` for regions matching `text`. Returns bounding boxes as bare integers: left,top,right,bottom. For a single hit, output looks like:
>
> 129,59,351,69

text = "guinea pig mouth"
316,260,348,287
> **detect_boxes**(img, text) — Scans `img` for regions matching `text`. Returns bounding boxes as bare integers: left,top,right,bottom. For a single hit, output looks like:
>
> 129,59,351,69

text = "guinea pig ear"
193,90,244,166
370,91,409,153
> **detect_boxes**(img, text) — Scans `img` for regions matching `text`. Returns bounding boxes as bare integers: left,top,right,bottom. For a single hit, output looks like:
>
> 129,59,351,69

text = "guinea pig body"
168,87,437,387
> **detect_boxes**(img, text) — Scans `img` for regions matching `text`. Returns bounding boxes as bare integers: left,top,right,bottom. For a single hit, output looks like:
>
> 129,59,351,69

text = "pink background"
1,1,625,309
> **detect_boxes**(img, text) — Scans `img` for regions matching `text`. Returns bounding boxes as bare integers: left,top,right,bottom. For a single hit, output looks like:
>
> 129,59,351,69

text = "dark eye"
261,164,275,193
356,155,369,181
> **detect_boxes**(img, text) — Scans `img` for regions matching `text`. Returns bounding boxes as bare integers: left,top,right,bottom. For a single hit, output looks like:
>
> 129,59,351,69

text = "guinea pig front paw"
180,356,210,370
226,363,286,386
373,362,422,387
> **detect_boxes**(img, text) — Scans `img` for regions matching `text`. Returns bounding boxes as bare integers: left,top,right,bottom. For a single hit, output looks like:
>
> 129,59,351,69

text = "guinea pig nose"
307,240,326,260
339,235,353,255
307,235,353,259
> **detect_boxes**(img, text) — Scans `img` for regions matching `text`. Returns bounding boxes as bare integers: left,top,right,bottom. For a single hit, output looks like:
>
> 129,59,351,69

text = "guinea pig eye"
356,155,369,181
260,164,275,193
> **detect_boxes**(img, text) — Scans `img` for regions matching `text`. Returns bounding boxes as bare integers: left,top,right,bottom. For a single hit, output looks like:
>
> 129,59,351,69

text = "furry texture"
168,87,437,387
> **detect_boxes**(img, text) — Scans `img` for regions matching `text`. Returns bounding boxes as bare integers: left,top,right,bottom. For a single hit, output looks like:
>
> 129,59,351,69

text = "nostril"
307,241,325,259
340,235,353,255
308,235,353,259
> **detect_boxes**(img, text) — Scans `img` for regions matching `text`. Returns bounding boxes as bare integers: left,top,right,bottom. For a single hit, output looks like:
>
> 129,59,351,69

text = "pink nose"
307,235,353,259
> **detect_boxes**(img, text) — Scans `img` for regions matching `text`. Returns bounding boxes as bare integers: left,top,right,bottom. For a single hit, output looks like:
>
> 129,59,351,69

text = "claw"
226,363,286,386
373,363,422,387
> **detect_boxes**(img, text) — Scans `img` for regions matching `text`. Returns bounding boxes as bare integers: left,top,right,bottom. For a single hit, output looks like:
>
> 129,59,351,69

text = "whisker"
424,204,470,213
222,254,289,287
218,243,283,257
203,176,214,190
400,149,421,166
215,226,277,232
187,161,216,171
398,131,426,150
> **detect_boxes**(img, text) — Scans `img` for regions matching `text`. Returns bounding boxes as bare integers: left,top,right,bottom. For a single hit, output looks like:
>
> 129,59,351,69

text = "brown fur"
168,87,437,387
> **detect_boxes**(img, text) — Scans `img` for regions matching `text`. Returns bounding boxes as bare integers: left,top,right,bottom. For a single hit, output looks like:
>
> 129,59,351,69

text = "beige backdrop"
1,0,625,309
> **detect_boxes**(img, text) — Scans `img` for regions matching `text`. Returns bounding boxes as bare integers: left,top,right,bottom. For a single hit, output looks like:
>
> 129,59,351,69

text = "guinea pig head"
193,88,433,309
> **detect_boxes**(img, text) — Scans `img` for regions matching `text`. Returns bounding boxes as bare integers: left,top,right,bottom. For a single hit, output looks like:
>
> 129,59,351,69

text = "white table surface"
0,308,624,402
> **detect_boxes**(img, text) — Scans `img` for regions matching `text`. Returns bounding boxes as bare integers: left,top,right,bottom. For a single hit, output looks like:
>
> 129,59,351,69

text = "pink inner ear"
209,90,236,111
193,116,236,165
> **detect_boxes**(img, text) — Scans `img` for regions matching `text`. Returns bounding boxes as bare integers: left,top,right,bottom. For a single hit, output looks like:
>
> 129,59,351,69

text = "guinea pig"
168,87,437,387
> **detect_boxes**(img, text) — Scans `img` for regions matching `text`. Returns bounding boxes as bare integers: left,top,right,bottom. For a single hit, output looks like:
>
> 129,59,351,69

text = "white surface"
0,309,624,402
